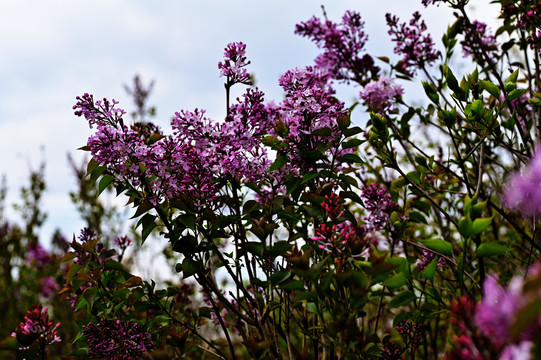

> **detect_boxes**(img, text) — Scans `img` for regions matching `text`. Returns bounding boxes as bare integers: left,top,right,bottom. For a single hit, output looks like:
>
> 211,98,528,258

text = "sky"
0,1,498,273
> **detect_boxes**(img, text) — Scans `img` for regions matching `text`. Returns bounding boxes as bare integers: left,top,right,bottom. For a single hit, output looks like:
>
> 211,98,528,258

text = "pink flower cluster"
12,305,61,350
386,11,439,76
295,11,379,84
461,20,498,61
218,42,252,86
360,75,403,114
504,145,541,216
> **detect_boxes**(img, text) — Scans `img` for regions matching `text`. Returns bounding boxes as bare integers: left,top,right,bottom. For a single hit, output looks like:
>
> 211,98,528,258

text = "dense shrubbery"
3,0,541,358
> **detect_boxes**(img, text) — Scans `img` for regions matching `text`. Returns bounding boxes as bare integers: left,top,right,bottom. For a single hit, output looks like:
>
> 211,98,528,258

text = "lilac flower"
82,319,153,359
386,11,439,76
504,146,541,216
295,10,379,83
461,20,498,63
395,320,425,352
361,183,397,232
27,243,50,267
12,305,61,350
500,341,533,360
474,275,522,346
74,93,126,129
39,277,59,298
360,75,403,113
114,235,132,251
218,42,252,86
416,250,447,272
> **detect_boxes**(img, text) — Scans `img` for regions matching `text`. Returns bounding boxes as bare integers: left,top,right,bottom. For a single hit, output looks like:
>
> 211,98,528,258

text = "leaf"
82,287,97,308
104,260,130,274
338,153,365,164
476,243,508,258
342,138,364,149
422,257,438,281
480,80,500,98
182,258,199,278
97,174,115,197
389,290,416,307
507,88,526,102
138,214,157,244
471,217,492,235
60,252,77,263
458,216,473,238
420,239,453,257
422,81,440,104
269,154,287,171
270,270,291,286
409,211,428,224
383,272,408,288
443,64,460,94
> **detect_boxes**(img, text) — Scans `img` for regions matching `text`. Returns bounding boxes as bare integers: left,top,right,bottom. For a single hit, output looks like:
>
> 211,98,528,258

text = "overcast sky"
0,1,498,250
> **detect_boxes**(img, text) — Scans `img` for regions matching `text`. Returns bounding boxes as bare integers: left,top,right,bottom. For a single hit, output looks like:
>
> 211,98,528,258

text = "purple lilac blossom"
82,319,153,359
12,305,61,350
218,42,252,86
361,183,398,233
295,10,379,83
504,146,541,216
499,341,533,360
360,75,403,113
114,235,132,251
39,277,59,298
474,275,522,347
416,250,447,272
27,243,50,267
461,20,498,61
386,11,439,76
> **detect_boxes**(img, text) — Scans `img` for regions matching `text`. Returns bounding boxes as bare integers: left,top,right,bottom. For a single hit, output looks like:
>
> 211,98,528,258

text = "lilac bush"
6,0,541,359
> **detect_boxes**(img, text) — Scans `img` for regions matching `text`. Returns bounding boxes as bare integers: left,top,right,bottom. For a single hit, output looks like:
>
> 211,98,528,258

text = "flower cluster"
114,235,132,251
460,20,498,62
361,183,397,234
82,319,153,359
504,145,541,216
274,67,346,167
12,305,61,350
416,250,447,273
395,320,425,352
503,1,541,49
360,75,403,114
295,10,379,84
386,11,439,76
73,93,126,129
218,42,252,86
27,242,51,267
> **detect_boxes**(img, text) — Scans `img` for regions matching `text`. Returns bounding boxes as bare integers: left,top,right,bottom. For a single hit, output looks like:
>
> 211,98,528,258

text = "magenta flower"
461,20,498,63
474,275,522,347
360,75,403,113
12,305,61,350
82,319,153,359
295,10,379,83
114,235,132,251
504,146,541,216
386,11,439,76
27,243,51,267
218,42,252,86
39,277,59,298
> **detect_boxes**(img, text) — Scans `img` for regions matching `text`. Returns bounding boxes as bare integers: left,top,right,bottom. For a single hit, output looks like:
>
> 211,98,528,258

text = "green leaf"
82,287,97,308
131,201,154,219
182,258,199,278
420,239,453,257
471,217,492,235
422,81,440,104
104,260,130,274
138,213,157,243
389,290,416,307
476,243,508,258
280,280,305,291
270,270,291,285
97,174,115,197
507,88,526,102
422,257,438,281
342,138,364,149
458,216,473,238
269,154,287,171
337,114,351,130
383,272,408,288
409,211,428,224
443,64,460,94
480,80,501,98
338,153,365,164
